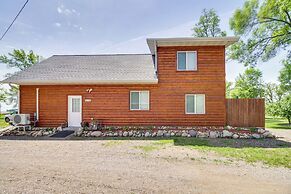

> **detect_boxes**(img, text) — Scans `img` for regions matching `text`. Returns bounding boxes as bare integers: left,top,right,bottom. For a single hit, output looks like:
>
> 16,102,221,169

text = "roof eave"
1,79,159,85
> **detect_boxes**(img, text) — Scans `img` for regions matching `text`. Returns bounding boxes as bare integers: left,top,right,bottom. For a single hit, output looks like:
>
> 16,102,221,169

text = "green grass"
265,116,290,129
134,145,160,152
164,138,291,168
0,114,9,129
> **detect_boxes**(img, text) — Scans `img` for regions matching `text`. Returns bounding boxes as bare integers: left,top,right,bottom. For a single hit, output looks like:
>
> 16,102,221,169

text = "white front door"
68,95,82,127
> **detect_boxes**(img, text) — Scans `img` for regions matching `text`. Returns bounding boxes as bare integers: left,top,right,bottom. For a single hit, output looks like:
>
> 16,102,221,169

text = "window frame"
177,51,198,71
185,94,205,114
130,90,150,111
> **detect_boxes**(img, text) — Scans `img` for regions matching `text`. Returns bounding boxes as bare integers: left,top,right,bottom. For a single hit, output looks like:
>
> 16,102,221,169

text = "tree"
229,0,291,66
226,81,233,98
192,9,226,37
278,55,291,92
0,49,40,77
264,83,284,103
277,94,291,125
230,67,264,98
0,49,41,108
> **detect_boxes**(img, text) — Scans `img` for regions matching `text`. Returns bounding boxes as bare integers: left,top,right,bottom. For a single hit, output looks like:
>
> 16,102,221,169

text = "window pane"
187,52,197,70
186,95,195,113
140,91,149,110
72,98,80,112
178,52,186,70
196,95,205,114
130,92,139,109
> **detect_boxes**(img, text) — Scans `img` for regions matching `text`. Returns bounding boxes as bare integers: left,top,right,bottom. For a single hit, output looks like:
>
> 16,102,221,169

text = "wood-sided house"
1,37,239,127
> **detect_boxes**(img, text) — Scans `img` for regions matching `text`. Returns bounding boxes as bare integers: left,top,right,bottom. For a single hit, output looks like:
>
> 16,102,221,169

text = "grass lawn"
0,114,9,129
156,138,291,168
265,116,291,129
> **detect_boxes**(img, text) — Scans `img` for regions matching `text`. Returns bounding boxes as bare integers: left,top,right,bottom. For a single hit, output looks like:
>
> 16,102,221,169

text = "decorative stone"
91,131,102,137
209,131,219,138
197,131,208,138
157,130,163,137
252,133,261,139
232,134,239,139
170,132,175,137
257,128,265,134
57,126,62,131
189,130,197,137
145,132,150,137
181,132,188,137
164,133,171,137
152,132,157,137
123,131,128,137
175,132,181,137
128,131,133,137
74,128,83,137
222,130,233,138
262,131,273,138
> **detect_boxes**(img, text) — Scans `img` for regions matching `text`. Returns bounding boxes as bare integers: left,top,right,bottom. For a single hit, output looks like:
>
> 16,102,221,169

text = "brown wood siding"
20,46,226,127
226,99,265,127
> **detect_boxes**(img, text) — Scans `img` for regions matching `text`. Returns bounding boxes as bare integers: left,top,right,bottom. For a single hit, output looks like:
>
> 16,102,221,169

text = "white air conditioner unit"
12,114,31,125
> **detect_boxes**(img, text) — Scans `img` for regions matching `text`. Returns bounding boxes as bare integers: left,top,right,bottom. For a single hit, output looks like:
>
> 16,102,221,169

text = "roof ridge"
52,53,152,57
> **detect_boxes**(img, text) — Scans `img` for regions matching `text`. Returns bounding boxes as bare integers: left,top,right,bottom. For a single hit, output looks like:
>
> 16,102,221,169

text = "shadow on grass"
1,135,290,148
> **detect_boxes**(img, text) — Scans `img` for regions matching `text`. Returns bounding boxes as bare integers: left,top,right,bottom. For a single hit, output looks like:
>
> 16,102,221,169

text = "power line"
0,0,29,41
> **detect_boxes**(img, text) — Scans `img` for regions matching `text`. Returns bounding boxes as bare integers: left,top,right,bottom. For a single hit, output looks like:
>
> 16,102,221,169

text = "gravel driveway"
0,140,290,194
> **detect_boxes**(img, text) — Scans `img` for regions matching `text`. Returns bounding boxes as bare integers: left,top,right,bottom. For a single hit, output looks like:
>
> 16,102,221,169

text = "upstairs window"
177,51,197,71
185,94,205,114
130,91,149,110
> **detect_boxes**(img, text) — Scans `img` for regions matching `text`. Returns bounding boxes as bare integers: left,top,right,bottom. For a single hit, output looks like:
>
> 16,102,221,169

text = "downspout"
154,40,158,79
18,86,20,113
36,88,39,121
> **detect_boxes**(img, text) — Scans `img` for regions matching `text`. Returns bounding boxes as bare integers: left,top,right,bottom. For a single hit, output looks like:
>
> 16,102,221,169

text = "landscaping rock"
232,134,239,139
74,128,83,137
123,131,128,137
91,131,102,137
209,131,219,138
257,128,266,134
128,131,133,137
164,133,171,137
222,130,233,138
157,130,163,137
197,131,208,138
262,131,274,138
181,132,188,137
189,130,197,137
145,132,150,137
252,133,261,139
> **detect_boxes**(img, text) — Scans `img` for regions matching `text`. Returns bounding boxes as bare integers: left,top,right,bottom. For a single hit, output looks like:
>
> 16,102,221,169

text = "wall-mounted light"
86,88,93,93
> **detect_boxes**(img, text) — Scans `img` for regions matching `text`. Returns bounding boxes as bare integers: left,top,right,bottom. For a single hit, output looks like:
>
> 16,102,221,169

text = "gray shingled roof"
1,54,158,85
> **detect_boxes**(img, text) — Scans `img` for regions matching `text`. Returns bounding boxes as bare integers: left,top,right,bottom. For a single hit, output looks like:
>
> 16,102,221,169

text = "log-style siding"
20,46,226,127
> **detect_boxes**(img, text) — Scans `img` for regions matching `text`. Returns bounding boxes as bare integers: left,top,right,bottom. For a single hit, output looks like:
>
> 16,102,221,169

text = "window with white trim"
177,51,197,70
130,91,149,110
185,94,205,114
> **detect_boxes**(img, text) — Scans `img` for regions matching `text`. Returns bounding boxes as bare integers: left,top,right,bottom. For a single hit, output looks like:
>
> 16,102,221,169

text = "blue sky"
0,0,287,83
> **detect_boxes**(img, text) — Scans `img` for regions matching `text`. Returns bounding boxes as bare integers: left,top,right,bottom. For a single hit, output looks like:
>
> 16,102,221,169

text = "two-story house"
2,37,239,127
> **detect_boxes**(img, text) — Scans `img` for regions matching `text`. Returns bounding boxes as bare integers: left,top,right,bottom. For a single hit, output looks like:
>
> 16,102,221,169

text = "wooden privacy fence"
226,98,265,127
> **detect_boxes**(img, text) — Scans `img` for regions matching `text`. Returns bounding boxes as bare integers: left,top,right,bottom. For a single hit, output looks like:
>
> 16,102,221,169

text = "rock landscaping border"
0,126,62,137
75,126,275,139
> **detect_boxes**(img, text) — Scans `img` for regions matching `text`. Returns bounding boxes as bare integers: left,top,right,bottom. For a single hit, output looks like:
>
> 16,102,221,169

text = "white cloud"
54,22,61,27
57,4,80,16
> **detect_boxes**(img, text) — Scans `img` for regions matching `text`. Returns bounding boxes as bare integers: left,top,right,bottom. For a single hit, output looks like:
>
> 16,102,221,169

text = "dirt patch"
0,140,290,194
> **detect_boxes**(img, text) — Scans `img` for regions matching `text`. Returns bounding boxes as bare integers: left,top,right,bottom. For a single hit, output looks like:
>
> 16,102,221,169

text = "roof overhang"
0,79,159,85
147,37,239,54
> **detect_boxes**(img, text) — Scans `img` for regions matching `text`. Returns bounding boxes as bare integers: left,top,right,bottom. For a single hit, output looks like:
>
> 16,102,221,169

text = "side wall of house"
20,46,226,127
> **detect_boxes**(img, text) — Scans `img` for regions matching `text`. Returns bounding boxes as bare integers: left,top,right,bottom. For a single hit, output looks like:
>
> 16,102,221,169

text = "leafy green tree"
277,94,291,125
278,55,291,92
0,49,41,108
0,49,41,77
229,0,291,66
192,9,227,37
231,67,264,98
226,81,233,98
264,83,284,103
